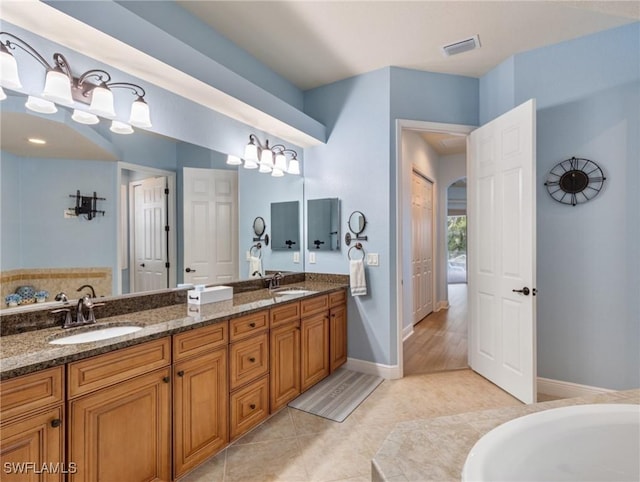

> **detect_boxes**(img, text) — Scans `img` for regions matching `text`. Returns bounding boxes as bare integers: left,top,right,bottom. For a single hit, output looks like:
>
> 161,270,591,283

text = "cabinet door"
270,321,301,412
330,304,348,372
68,368,171,482
0,406,64,482
301,312,330,391
173,347,228,478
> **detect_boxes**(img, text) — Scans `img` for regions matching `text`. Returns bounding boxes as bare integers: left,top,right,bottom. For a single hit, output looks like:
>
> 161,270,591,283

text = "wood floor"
403,284,468,376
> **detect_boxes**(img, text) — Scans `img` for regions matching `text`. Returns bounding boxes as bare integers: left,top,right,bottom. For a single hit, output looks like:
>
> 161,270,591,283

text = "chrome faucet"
269,272,283,290
53,295,104,328
77,284,96,298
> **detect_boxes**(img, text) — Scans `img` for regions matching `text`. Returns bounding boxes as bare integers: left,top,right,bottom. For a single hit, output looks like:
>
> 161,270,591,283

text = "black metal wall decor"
544,157,606,206
69,190,105,220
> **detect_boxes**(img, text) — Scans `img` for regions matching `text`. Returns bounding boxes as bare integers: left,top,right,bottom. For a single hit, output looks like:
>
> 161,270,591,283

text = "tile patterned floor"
181,369,522,482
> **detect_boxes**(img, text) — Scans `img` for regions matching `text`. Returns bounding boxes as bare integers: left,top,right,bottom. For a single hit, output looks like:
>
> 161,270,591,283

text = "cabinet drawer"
329,289,347,308
300,295,329,317
67,338,171,399
229,375,269,440
229,310,268,342
229,333,269,391
173,321,228,361
270,301,300,328
0,367,64,420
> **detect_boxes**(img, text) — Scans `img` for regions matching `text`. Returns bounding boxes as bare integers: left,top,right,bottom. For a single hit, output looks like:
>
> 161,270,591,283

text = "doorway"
447,179,467,284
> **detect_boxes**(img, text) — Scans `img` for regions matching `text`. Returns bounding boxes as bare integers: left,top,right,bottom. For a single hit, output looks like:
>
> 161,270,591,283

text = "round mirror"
253,216,266,237
348,211,366,235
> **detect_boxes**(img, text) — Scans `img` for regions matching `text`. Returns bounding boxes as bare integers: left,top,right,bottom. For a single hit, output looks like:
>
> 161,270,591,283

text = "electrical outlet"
367,253,380,266
309,252,316,264
293,252,300,263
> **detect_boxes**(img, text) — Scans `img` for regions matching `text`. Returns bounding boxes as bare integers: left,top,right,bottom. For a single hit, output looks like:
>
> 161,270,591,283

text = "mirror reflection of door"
183,167,238,285
130,176,169,293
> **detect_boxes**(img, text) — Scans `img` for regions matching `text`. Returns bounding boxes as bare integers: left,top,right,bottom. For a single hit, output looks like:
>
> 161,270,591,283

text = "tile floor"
181,369,523,482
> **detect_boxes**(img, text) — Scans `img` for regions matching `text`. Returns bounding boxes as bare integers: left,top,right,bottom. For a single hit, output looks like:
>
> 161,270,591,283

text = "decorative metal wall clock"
544,157,606,206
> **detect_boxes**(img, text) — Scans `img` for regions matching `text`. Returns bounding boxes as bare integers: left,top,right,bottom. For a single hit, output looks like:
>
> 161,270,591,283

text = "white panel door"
468,99,537,404
133,176,168,292
183,168,238,285
412,172,434,324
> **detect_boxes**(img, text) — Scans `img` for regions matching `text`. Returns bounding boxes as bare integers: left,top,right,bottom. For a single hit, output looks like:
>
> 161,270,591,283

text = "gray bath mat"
288,368,383,422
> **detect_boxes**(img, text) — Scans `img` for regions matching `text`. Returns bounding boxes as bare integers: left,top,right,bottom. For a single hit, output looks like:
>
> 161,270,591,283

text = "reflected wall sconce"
227,134,301,177
0,31,151,134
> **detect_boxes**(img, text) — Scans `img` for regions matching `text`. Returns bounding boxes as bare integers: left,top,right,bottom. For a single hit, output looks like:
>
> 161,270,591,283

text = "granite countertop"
371,389,640,482
0,281,347,380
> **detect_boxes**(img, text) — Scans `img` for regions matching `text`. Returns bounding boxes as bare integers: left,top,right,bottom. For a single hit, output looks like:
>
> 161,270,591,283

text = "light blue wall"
481,22,640,389
1,152,22,271
304,68,393,366
479,56,515,125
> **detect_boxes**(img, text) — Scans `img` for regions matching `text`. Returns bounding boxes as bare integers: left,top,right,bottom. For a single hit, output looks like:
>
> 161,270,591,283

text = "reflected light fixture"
27,137,46,145
0,31,152,134
236,134,301,176
0,86,6,100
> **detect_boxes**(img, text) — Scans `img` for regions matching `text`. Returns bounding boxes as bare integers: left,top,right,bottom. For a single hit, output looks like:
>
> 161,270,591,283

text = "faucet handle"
51,308,73,328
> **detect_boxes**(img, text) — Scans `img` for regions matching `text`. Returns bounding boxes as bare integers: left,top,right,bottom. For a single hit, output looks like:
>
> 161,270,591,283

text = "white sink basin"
272,288,315,296
49,326,142,345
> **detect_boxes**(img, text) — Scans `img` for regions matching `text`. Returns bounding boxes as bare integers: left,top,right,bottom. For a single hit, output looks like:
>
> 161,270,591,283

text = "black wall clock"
544,157,606,206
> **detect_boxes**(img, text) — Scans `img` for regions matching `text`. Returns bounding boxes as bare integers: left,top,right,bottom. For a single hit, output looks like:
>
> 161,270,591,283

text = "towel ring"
348,242,365,260
250,243,262,259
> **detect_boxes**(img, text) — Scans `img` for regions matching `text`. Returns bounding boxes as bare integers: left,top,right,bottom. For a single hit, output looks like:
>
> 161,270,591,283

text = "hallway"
404,284,468,376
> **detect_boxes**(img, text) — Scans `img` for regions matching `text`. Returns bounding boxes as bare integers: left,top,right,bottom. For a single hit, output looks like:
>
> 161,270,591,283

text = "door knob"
185,267,196,273
512,287,530,296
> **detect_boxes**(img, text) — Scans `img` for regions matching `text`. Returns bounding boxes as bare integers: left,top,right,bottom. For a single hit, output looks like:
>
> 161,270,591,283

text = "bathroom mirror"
348,211,366,235
271,201,300,251
0,92,305,308
253,217,266,237
307,198,340,251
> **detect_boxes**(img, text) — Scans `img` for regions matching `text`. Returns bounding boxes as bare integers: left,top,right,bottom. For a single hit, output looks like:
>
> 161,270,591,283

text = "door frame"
395,120,475,378
116,162,177,295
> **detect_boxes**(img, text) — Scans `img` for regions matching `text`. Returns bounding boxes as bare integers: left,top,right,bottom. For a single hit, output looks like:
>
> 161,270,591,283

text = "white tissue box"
187,285,233,304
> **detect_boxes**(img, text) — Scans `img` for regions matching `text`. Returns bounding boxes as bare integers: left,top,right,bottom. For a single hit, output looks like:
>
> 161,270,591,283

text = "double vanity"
0,276,348,481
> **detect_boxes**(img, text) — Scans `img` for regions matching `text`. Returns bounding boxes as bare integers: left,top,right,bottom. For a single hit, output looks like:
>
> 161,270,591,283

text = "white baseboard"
537,377,614,399
402,324,413,341
435,300,449,312
345,358,401,380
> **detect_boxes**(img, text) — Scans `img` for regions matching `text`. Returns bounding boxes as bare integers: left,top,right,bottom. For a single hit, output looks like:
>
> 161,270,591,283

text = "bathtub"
462,404,640,481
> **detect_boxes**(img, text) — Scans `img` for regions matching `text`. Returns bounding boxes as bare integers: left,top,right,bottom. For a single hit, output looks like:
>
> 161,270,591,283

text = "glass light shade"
287,158,301,175
271,168,284,177
25,96,57,114
274,153,287,171
110,120,134,135
42,69,73,104
226,155,242,166
0,47,22,89
244,142,258,162
0,86,6,101
72,109,99,125
129,97,152,128
243,158,259,169
260,148,274,168
258,162,272,173
89,85,116,118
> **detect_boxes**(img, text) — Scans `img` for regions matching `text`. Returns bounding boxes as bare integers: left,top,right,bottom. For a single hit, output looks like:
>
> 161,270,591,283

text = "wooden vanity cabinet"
300,296,330,391
173,323,228,479
329,290,348,372
67,338,172,482
269,302,301,412
0,367,65,482
228,310,270,440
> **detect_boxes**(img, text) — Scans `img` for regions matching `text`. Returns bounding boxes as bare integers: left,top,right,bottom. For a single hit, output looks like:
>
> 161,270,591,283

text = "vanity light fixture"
0,31,152,133
234,134,301,176
0,86,6,101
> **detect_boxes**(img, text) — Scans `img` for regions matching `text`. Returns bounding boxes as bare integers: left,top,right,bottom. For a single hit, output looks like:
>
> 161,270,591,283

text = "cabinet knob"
162,376,171,383
177,370,185,377
50,418,62,428
249,322,256,328
249,404,256,410
249,357,256,363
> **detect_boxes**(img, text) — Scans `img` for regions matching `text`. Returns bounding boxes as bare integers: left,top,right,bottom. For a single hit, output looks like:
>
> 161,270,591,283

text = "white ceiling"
178,1,639,90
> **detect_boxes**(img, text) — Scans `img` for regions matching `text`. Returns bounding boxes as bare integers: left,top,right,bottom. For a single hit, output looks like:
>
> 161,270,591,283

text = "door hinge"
164,188,169,195
165,262,170,269
165,225,170,232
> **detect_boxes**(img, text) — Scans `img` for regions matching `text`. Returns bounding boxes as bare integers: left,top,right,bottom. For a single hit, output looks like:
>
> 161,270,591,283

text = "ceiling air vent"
441,35,481,57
